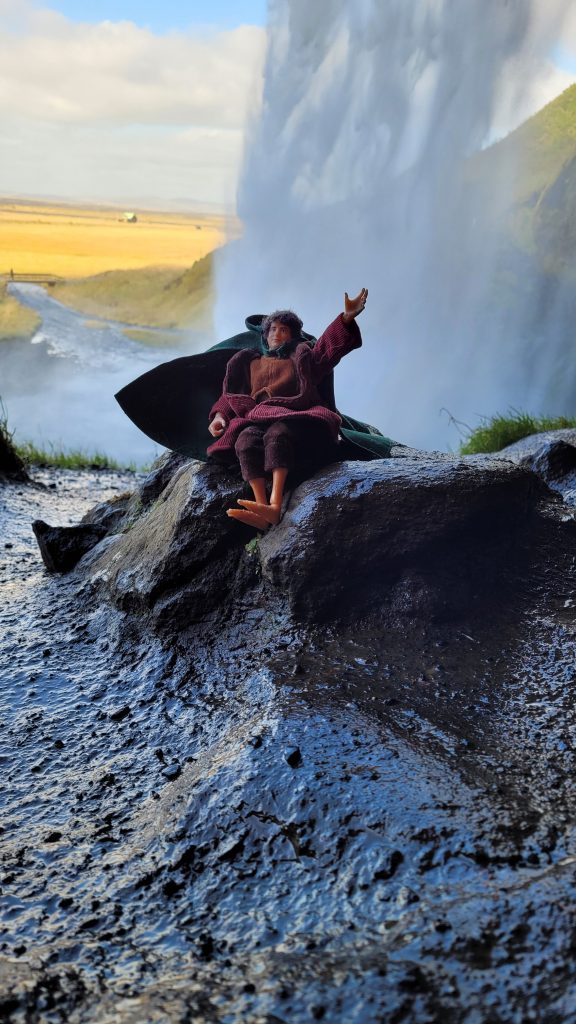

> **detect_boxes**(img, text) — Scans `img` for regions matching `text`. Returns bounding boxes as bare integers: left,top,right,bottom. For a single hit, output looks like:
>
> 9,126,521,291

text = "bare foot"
227,508,270,530
236,500,281,525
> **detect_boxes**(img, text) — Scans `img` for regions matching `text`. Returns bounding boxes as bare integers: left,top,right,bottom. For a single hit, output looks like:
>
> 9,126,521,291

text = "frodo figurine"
115,288,397,520
206,289,368,530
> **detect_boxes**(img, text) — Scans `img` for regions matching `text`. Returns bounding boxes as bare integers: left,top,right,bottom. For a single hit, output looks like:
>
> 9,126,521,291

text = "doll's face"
267,321,292,350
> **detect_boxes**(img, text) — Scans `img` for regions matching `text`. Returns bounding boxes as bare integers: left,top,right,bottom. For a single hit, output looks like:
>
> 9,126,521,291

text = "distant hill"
467,84,576,277
51,251,215,332
470,83,576,205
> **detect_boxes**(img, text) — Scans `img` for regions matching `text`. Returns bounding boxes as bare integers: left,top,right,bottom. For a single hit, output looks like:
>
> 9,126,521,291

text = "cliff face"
4,440,576,1022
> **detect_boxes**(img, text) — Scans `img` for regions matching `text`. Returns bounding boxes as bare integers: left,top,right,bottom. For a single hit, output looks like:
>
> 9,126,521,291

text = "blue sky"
44,1,267,32
553,43,576,76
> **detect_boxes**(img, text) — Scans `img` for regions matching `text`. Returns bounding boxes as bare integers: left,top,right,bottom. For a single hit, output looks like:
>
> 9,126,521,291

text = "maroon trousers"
233,419,335,481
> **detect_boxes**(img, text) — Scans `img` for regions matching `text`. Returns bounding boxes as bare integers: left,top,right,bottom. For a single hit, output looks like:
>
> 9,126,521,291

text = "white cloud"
485,3,576,141
0,4,265,126
0,0,266,206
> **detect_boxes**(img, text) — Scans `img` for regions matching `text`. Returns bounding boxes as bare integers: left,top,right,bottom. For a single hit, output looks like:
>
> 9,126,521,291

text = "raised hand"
343,287,368,323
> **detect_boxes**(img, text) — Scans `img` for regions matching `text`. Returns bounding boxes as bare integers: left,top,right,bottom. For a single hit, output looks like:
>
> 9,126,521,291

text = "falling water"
215,0,574,449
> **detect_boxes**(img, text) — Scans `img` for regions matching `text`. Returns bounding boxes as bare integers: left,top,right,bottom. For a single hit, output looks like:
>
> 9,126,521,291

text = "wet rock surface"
499,429,576,506
3,444,576,1022
257,456,545,620
32,519,109,573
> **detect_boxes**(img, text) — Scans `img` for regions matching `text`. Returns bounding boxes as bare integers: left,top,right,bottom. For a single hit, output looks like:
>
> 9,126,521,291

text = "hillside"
51,251,215,331
471,83,576,208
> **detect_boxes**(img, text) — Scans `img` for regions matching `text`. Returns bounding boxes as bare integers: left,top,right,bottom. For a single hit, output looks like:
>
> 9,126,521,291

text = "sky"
44,1,268,32
0,1,268,210
1,1,575,212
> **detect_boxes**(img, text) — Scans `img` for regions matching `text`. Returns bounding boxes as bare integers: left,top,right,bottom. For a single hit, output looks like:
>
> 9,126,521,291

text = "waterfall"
215,0,574,449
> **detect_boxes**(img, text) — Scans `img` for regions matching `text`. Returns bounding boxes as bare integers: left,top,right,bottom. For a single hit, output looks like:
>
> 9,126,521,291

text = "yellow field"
0,198,235,278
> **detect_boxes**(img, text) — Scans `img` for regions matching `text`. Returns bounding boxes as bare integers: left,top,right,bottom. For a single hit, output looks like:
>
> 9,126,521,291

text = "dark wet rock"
86,454,550,630
5,453,576,1023
32,519,108,573
0,426,28,482
108,705,130,722
81,491,132,534
388,442,455,460
285,746,303,768
258,456,547,621
499,430,576,506
78,453,189,542
44,830,62,843
90,461,249,625
500,426,576,458
137,450,189,507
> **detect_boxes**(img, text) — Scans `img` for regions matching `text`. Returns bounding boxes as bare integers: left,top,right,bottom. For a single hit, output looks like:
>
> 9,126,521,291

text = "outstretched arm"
309,287,368,381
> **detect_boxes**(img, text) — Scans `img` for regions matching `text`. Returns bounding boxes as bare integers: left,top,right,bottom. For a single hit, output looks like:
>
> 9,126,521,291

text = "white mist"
215,0,574,450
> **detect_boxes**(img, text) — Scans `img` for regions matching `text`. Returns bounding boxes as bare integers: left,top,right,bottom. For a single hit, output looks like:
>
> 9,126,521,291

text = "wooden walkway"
2,272,63,286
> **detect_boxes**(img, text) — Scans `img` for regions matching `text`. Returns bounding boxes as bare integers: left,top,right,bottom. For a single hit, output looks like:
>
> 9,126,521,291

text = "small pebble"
109,705,130,722
285,747,303,769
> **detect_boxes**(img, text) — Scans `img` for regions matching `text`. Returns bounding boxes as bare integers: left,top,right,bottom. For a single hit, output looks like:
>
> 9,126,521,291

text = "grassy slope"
471,83,576,206
51,251,215,330
0,280,40,341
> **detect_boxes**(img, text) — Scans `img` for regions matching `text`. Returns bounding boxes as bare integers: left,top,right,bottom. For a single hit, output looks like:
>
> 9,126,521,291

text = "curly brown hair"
261,309,303,340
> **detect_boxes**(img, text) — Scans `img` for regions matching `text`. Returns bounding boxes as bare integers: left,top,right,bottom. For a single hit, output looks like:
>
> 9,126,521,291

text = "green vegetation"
51,251,215,331
0,399,27,475
14,438,137,472
459,410,576,454
470,84,576,207
0,277,40,341
4,419,136,471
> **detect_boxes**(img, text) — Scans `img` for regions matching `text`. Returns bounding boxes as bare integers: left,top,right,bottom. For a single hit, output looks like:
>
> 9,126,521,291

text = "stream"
1,284,203,467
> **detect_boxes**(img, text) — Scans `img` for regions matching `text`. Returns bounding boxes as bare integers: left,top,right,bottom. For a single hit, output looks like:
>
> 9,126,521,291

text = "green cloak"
115,315,398,462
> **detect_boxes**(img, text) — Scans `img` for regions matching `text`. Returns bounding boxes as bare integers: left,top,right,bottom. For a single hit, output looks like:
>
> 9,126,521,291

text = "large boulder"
86,452,552,630
257,455,548,621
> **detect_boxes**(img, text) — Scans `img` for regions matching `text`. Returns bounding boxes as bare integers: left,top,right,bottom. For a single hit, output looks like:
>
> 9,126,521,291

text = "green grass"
14,439,138,472
459,411,576,454
51,251,215,332
469,83,576,208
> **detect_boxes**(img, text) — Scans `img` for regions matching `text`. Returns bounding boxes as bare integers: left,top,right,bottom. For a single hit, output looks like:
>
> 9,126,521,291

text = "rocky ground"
2,437,576,1023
